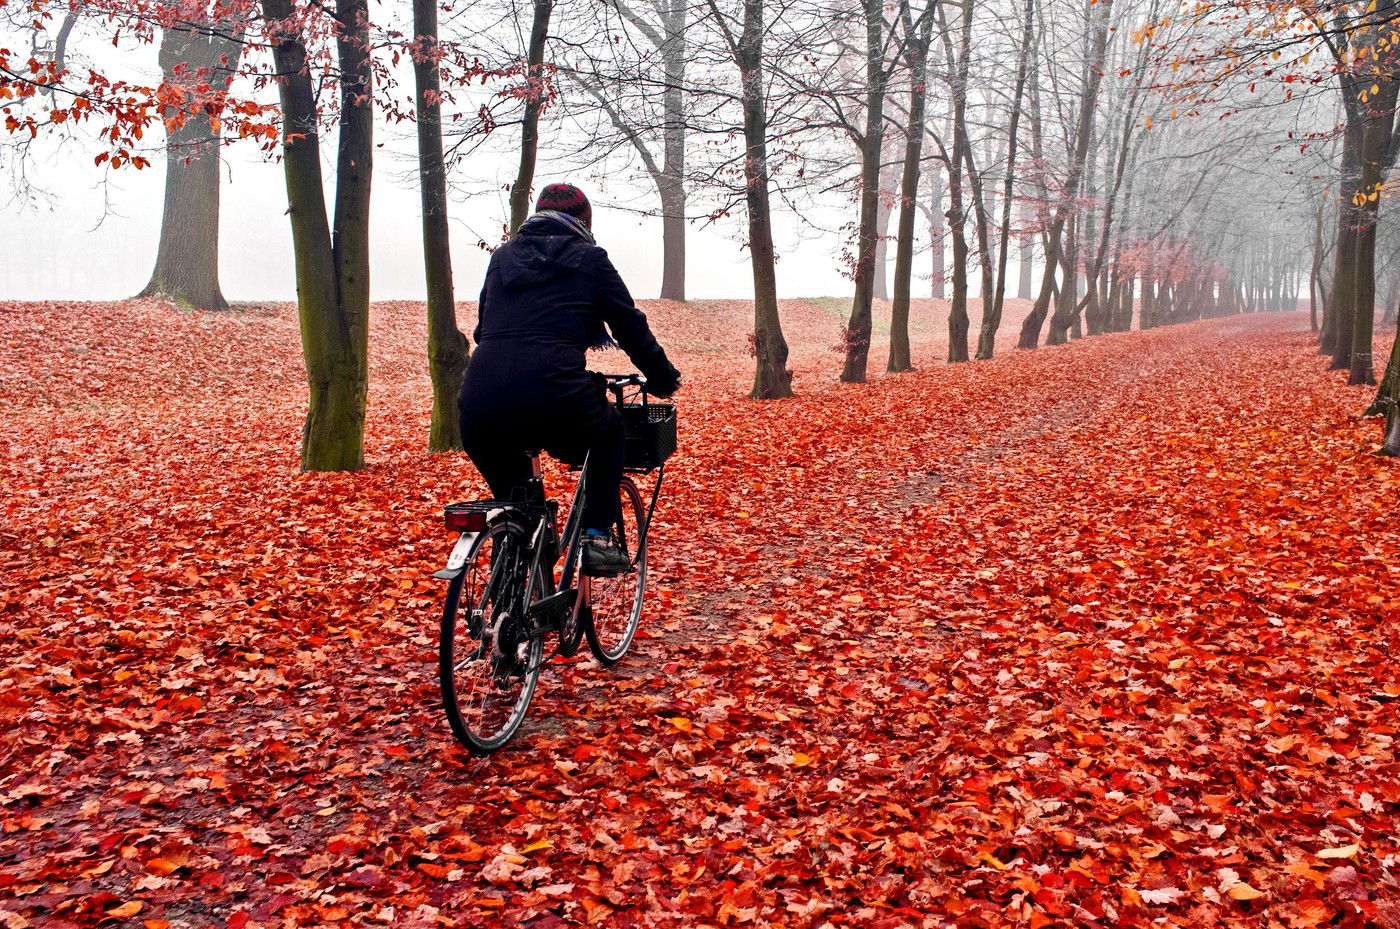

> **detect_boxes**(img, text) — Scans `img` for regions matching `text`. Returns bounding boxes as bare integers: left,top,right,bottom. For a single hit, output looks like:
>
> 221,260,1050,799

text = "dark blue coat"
458,214,680,438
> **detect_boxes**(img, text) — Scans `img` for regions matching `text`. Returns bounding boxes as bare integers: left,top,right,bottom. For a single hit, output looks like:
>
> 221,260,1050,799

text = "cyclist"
458,183,681,576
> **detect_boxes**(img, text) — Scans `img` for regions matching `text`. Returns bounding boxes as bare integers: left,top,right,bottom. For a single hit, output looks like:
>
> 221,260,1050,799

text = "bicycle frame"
436,372,669,647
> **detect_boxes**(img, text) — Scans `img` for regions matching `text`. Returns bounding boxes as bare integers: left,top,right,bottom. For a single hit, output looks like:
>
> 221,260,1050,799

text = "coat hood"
497,214,594,290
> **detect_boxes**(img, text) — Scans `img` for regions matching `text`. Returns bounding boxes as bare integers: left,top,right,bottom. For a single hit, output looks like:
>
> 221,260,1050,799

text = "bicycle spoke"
439,523,544,754
584,478,647,665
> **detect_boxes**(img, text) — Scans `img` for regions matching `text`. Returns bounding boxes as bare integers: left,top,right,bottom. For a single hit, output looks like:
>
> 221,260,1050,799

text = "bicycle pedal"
526,589,578,627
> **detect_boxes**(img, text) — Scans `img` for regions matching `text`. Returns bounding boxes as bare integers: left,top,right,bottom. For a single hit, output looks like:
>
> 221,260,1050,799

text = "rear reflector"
445,510,487,533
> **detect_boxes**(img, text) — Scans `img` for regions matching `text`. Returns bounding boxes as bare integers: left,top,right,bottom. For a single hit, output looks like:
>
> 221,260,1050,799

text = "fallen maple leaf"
105,901,143,919
1227,882,1265,901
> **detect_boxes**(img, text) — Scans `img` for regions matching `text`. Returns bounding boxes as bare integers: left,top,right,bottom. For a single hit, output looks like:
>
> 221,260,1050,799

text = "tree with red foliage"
137,4,250,312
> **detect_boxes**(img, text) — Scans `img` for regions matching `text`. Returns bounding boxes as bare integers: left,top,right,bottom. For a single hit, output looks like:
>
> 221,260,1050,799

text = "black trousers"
459,383,624,532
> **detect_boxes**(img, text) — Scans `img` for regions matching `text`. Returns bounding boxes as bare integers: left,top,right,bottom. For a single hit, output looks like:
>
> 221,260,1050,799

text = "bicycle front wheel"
583,477,647,666
440,521,545,754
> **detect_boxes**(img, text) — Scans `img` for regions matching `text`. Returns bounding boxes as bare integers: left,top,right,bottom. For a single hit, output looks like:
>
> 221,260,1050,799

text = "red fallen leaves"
2,298,1399,928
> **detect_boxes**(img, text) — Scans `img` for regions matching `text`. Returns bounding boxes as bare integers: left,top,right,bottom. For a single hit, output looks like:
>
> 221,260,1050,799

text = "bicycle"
433,373,676,754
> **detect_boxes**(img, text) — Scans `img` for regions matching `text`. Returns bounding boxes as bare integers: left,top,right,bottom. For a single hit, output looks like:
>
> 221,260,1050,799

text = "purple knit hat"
535,183,592,228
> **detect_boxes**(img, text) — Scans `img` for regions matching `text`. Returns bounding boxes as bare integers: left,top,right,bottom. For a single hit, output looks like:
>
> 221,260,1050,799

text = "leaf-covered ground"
1,299,1397,929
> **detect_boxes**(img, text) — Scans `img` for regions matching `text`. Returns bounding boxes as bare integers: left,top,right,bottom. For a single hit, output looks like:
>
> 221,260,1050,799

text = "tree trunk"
1018,216,1034,300
1017,234,1059,348
871,156,901,301
413,0,470,453
963,136,995,358
1116,272,1134,331
977,0,1033,360
840,0,888,384
659,0,687,301
659,181,687,301
1310,200,1325,332
888,2,934,374
139,19,245,311
940,0,973,363
1349,80,1398,385
140,114,229,311
509,0,553,234
1048,231,1078,345
1139,275,1155,329
929,160,945,298
730,0,791,398
1326,101,1363,366
1367,310,1400,453
1032,0,1112,347
262,0,373,472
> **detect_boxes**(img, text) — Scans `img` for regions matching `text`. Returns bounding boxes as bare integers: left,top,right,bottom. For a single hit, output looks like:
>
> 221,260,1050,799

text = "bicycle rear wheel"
583,477,647,666
440,521,545,754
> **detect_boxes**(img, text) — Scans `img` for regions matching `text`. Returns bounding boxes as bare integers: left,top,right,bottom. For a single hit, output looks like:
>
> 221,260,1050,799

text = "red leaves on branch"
1,298,1397,927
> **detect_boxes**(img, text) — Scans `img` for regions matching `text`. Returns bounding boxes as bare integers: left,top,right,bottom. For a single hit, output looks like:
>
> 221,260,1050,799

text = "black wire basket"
621,402,677,472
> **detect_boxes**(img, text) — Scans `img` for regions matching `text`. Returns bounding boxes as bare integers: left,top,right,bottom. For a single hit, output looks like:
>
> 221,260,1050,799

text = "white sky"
2,91,978,304
1,137,875,303
0,20,1011,304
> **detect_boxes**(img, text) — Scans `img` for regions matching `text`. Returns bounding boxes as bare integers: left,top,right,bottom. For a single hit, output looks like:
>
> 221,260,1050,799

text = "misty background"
0,47,970,304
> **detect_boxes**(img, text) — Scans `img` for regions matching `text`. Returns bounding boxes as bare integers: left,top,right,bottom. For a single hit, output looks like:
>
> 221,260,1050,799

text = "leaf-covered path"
2,301,1397,928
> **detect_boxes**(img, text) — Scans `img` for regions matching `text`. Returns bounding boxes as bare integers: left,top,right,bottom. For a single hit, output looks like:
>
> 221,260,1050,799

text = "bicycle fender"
432,531,478,581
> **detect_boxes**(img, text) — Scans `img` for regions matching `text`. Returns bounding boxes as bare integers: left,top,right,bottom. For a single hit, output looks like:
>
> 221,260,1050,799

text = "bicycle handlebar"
599,372,646,386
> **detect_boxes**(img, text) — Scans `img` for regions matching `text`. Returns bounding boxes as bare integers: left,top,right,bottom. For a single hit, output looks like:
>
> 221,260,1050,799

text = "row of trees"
1175,0,1400,454
6,0,1389,468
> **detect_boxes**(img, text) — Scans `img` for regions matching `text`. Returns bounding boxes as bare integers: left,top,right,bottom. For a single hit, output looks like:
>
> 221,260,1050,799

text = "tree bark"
509,0,554,234
262,0,373,472
1309,199,1325,332
1023,0,1112,348
840,0,889,383
1017,208,1034,300
929,159,945,298
1049,224,1078,345
658,0,688,301
976,0,1032,360
413,0,470,453
871,156,901,301
946,150,971,361
888,2,934,374
939,0,974,363
1349,80,1398,385
138,16,245,311
717,0,791,398
1369,311,1400,454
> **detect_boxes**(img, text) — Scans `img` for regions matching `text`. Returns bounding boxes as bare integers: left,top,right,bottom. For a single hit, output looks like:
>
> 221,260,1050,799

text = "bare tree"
261,0,374,471
887,0,937,373
413,0,471,453
840,0,894,382
974,0,1034,359
508,0,553,233
558,0,691,299
701,0,792,397
1017,0,1113,349
937,0,974,362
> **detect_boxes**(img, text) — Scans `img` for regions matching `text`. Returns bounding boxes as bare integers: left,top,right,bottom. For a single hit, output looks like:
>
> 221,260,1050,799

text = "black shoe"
581,533,631,576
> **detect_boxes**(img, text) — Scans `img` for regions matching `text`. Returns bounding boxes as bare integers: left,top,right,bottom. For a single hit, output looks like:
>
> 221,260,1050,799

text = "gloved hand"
649,369,681,398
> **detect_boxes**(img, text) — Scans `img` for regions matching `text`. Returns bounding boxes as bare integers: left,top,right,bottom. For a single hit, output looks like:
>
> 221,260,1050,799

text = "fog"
0,99,973,305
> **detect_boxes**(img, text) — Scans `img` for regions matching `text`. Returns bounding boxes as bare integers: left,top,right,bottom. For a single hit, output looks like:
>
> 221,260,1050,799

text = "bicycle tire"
439,520,545,754
583,477,647,666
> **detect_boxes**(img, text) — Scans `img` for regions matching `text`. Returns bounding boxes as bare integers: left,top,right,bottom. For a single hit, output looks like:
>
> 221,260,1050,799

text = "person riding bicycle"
458,183,681,576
